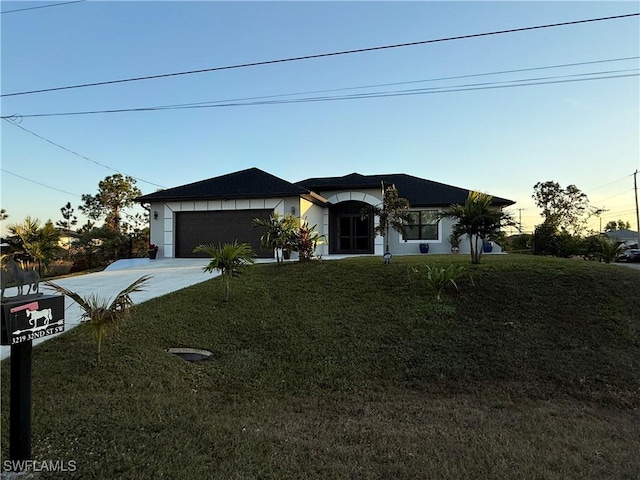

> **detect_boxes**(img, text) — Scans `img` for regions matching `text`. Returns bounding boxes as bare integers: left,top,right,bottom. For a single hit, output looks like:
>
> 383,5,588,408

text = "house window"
404,210,439,241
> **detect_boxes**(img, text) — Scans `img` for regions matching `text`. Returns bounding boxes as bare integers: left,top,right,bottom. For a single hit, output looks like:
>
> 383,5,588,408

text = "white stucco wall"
147,193,505,259
384,210,504,255
299,198,327,257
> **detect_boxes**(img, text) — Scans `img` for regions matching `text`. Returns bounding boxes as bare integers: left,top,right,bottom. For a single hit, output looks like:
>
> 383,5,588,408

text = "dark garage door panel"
175,210,273,258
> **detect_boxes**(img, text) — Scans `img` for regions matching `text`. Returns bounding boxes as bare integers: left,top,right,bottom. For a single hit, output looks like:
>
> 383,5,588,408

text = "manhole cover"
167,348,213,362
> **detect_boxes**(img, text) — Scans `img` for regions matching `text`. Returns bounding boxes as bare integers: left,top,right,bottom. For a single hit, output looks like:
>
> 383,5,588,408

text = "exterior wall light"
153,211,158,220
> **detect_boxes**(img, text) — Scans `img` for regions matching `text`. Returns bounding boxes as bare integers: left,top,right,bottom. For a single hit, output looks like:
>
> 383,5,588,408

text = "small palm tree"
193,241,255,302
596,236,626,263
253,213,298,263
363,184,413,254
7,216,60,274
440,191,514,264
45,275,151,367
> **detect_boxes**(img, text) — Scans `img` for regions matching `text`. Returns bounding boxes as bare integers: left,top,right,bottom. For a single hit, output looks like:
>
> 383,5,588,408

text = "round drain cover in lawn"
167,348,212,362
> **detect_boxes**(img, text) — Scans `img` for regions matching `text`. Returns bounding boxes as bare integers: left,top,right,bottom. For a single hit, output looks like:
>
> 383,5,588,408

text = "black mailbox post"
1,294,65,461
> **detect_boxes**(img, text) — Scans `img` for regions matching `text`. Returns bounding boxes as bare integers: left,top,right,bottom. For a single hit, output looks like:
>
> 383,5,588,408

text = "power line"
594,189,634,203
2,119,167,189
1,168,80,197
0,0,85,15
604,209,637,216
5,58,637,119
2,12,638,98
4,70,637,119
587,173,634,192
131,56,640,108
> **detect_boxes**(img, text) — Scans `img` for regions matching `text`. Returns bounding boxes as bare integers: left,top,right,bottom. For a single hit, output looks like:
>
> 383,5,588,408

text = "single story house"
135,168,515,259
604,229,639,248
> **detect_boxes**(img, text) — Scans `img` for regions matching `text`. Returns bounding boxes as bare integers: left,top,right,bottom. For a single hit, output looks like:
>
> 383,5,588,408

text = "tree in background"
439,191,514,264
0,209,8,221
604,220,631,232
532,181,597,258
79,174,142,232
56,202,78,257
73,225,131,269
532,181,591,235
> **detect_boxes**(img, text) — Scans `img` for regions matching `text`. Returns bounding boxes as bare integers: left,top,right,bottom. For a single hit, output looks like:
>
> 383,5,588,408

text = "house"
135,168,515,259
604,229,639,248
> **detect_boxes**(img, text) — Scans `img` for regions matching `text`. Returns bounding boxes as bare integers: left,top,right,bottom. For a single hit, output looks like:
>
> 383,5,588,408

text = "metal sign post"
1,294,65,462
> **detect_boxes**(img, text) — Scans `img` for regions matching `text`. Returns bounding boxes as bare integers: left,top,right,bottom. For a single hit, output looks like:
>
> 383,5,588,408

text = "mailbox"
1,295,65,346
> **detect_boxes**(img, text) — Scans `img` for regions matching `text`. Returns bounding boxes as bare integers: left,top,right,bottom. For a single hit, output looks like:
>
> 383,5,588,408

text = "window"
404,210,439,241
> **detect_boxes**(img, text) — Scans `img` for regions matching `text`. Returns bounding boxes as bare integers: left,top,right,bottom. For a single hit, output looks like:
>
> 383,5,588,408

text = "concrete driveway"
613,261,640,271
1,258,219,361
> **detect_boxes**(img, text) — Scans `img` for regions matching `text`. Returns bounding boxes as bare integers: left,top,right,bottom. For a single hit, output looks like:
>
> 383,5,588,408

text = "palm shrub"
595,236,626,263
45,275,151,367
6,216,61,275
421,264,465,302
193,241,255,302
253,213,298,263
439,191,514,264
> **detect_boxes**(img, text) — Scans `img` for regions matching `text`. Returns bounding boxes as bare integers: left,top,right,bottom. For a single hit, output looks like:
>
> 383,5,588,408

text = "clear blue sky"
1,1,639,236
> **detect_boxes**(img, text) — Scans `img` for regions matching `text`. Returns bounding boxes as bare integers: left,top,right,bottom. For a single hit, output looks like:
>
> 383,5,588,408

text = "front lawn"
1,255,639,479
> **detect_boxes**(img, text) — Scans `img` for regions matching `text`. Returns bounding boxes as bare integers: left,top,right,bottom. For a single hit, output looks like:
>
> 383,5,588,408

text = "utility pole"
517,208,525,233
634,170,639,247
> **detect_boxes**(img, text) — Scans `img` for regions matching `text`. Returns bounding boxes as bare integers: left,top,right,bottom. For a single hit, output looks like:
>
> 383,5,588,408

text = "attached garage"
175,209,273,258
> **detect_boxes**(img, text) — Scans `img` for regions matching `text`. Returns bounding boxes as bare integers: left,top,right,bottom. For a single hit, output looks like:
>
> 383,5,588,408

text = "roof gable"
136,168,310,202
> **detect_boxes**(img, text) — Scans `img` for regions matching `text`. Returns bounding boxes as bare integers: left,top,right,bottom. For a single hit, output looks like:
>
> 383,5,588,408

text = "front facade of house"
135,168,514,259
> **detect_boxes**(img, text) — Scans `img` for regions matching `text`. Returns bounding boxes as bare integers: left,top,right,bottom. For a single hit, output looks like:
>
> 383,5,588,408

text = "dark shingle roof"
136,168,311,203
296,173,515,207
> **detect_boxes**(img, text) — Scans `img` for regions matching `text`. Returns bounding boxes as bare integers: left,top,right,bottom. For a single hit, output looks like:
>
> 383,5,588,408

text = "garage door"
175,209,273,258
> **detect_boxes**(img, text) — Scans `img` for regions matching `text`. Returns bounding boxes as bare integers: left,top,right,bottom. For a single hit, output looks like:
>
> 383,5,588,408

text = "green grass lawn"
2,254,639,479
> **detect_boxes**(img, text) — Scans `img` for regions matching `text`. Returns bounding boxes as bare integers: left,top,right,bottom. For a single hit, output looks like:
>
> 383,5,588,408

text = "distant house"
56,229,79,249
605,229,639,248
135,168,515,259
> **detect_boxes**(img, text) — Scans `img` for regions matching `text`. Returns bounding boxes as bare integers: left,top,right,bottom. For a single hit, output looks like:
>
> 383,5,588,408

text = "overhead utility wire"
208,72,638,107
5,70,637,119
588,173,634,192
115,56,640,111
0,0,85,15
0,168,80,197
595,190,634,203
1,118,167,189
2,12,637,98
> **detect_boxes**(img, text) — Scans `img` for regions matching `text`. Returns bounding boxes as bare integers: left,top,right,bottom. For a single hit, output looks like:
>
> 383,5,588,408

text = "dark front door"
331,201,374,254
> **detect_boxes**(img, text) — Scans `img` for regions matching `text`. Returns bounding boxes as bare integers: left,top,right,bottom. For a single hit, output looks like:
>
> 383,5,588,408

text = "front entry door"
331,201,374,254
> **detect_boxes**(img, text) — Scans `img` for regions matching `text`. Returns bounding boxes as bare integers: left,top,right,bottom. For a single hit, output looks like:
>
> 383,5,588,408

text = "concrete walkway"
0,258,219,361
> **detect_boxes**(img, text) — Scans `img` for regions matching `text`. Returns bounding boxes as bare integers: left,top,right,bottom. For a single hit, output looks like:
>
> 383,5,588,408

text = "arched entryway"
330,201,374,254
